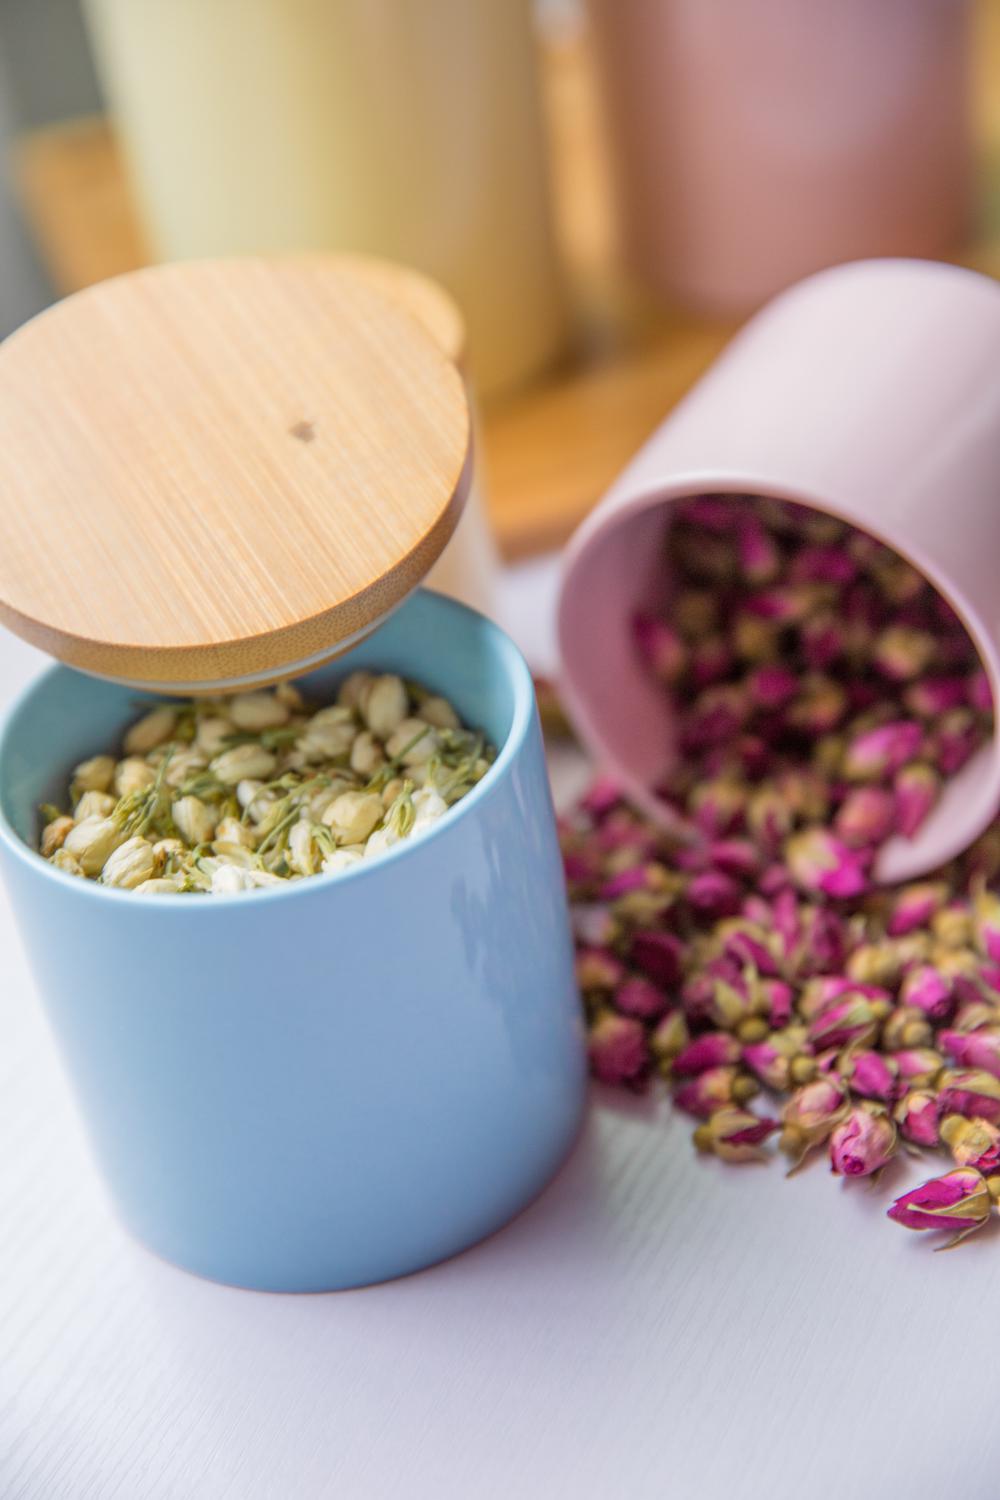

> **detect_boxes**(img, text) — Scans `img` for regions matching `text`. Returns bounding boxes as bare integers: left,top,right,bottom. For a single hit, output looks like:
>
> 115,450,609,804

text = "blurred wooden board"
9,5,1000,558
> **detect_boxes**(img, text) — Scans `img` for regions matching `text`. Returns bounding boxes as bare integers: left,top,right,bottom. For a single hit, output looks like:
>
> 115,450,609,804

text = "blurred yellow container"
83,0,567,397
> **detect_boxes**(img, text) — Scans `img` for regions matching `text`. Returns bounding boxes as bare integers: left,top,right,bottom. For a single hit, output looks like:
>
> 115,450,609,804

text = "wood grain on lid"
0,258,471,687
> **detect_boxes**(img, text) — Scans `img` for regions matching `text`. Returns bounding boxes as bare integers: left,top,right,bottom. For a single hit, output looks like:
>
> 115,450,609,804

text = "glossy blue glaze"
0,592,586,1291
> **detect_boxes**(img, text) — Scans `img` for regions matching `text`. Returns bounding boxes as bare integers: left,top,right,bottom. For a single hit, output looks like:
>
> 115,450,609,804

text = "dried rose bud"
843,720,923,781
763,979,794,1029
887,1166,994,1244
887,881,949,937
894,1090,941,1148
807,995,881,1053
563,849,600,886
872,625,937,682
951,997,1000,1034
702,977,761,1031
674,1065,758,1120
881,1006,934,1051
693,1107,778,1163
842,1049,898,1102
892,1048,946,1090
940,1114,1000,1173
599,863,670,902
801,611,846,671
893,763,940,839
633,613,686,683
690,636,733,688
938,1027,1000,1079
931,903,974,950
716,921,779,976
579,775,622,822
935,709,979,775
613,976,670,1021
785,677,848,736
746,786,794,848
830,1105,897,1177
686,870,743,918
785,828,867,898
747,664,798,709
575,947,625,991
780,1077,850,1164
905,675,969,717
790,542,856,585
671,1032,743,1076
627,930,683,988
834,786,896,849
588,1011,650,1090
899,965,955,1025
844,942,903,987
968,668,993,715
650,1010,689,1065
973,889,1000,965
688,778,747,837
737,517,781,584
936,1068,1000,1124
742,1027,809,1091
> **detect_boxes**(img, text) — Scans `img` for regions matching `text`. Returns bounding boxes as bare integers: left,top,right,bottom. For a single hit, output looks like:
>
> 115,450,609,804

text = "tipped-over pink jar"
558,259,1000,883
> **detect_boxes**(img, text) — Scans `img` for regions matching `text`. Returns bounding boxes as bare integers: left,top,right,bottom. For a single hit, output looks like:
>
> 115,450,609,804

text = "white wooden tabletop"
2,564,999,1500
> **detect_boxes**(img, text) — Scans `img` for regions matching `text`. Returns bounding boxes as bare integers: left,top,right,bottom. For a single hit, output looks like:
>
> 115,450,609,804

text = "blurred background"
0,0,997,573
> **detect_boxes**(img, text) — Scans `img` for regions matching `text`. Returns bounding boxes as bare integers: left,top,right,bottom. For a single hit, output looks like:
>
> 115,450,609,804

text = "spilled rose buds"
894,1091,941,1148
780,1078,850,1166
588,1011,650,1091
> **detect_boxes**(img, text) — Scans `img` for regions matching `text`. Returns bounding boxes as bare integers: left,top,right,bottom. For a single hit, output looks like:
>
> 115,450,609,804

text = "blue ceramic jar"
0,591,586,1290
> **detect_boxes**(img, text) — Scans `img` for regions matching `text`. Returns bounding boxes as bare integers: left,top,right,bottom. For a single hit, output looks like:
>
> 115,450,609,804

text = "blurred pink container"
558,258,1000,884
587,0,973,314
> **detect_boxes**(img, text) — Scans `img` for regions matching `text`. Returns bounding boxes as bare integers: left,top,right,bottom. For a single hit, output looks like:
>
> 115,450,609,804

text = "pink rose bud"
686,871,743,918
571,903,617,948
780,1077,850,1163
703,839,760,878
881,1006,934,1051
578,775,622,822
968,668,993,715
737,518,781,584
830,1105,898,1177
742,1026,808,1091
900,965,955,1025
938,1027,1000,1079
951,998,1000,1035
842,1049,898,1102
703,977,759,1031
595,819,658,856
650,1010,689,1064
843,720,923,781
940,1114,1000,1173
936,1069,1000,1124
806,996,880,1053
834,786,896,849
872,625,937,682
688,778,747,837
674,1065,757,1120
801,613,846,671
718,923,779,976
599,864,668,901
693,1107,778,1163
628,930,683,988
672,1032,742,1076
893,763,940,839
680,685,748,751
904,675,968,717
790,543,857,585
633,612,686,683
563,849,599,885
973,890,1000,965
747,664,798,709
887,1166,994,1244
892,1048,946,1089
887,881,949,937
743,585,817,623
894,1090,941,1148
785,828,868,899
588,1011,650,1090
575,947,626,991
936,709,979,775
614,976,670,1021
763,979,794,1029
785,677,848,736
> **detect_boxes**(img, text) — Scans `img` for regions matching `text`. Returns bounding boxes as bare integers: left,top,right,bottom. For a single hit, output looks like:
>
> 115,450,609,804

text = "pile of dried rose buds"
39,675,494,895
562,493,1000,1248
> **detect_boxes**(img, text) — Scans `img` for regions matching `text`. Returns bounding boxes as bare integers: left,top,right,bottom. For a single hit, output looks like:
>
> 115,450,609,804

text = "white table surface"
2,564,1000,1500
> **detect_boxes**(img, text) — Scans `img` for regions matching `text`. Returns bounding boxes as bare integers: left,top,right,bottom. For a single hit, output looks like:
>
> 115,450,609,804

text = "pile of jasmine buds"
562,493,1000,1248
39,675,493,895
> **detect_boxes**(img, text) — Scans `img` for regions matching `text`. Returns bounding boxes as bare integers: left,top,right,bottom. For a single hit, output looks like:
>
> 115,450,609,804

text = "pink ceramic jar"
587,0,973,314
558,258,1000,884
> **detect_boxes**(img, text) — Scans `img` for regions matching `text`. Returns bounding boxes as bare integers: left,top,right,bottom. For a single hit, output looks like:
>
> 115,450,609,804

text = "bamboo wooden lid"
0,258,472,692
